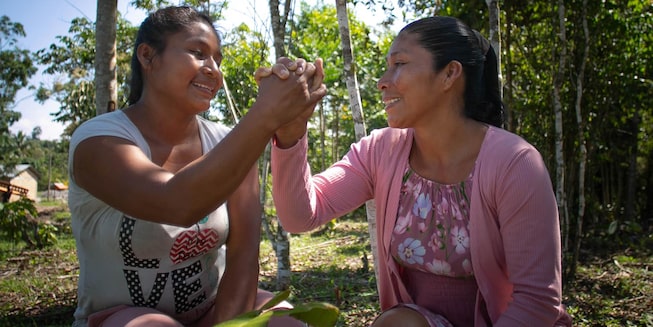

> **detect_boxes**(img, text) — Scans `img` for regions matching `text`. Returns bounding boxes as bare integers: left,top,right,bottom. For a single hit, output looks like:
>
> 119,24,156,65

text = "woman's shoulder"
363,127,411,146
479,126,547,171
483,126,538,154
196,115,231,145
196,115,230,132
70,110,136,145
76,110,129,128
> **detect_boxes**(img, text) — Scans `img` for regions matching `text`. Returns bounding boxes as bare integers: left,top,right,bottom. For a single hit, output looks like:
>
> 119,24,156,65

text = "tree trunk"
486,0,502,101
626,112,640,222
504,4,515,131
267,0,293,291
319,102,326,171
553,0,569,251
570,0,590,281
95,0,117,115
268,0,291,63
335,0,379,283
332,106,340,163
644,149,653,232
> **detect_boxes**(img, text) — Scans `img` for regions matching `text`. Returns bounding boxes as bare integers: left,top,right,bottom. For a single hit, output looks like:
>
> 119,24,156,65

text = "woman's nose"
377,72,388,90
202,58,220,77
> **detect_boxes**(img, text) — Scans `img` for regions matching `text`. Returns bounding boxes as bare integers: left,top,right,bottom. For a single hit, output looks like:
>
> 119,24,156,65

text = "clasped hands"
255,57,326,148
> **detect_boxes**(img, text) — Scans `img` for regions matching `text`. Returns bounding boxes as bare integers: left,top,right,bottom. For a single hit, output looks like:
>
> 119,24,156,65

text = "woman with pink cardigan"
268,16,572,326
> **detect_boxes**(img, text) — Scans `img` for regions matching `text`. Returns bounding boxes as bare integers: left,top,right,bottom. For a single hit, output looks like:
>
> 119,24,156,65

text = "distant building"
51,182,68,191
0,164,40,202
46,182,69,201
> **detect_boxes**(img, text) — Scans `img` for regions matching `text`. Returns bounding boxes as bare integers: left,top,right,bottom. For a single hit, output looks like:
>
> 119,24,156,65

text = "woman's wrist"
273,130,304,149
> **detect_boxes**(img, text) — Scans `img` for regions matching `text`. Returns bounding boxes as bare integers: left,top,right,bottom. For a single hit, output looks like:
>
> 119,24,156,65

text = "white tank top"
68,111,231,326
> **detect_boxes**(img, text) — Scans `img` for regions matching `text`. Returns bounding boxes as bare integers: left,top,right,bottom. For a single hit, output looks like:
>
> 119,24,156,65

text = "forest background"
0,0,652,326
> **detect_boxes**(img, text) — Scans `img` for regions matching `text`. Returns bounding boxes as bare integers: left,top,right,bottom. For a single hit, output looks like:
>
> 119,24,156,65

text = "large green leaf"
214,290,339,327
285,302,340,327
215,311,274,327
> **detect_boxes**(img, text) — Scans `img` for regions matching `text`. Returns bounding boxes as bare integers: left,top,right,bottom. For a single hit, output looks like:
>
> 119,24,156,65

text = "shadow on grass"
1,304,75,327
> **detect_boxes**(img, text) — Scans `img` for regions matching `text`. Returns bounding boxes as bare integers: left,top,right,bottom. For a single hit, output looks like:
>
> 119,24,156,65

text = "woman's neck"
409,119,487,184
125,102,198,145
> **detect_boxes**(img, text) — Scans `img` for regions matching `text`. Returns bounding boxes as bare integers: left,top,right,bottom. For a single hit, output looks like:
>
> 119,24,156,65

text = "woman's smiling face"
377,32,445,129
147,21,223,112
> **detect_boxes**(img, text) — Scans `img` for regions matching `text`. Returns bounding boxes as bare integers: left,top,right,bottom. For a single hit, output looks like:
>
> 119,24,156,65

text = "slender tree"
95,0,118,115
553,0,569,250
266,0,294,291
569,0,590,279
335,0,379,284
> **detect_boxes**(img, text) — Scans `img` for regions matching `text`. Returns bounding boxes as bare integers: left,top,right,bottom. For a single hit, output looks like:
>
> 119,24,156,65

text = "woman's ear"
442,60,463,90
136,43,155,70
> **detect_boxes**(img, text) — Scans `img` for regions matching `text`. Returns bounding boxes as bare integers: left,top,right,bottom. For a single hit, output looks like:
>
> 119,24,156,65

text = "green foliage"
288,3,389,170
130,0,228,21
23,138,70,189
0,197,57,249
0,15,38,173
215,23,271,125
34,16,137,136
215,290,340,327
0,16,37,116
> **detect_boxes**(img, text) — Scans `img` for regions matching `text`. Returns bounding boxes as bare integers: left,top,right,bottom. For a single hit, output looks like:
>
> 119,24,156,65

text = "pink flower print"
436,196,450,217
426,259,452,276
398,238,425,265
462,259,474,275
451,226,470,254
459,197,468,210
451,204,463,221
400,182,409,194
412,193,431,219
410,181,422,195
394,214,411,234
428,233,444,252
418,222,427,233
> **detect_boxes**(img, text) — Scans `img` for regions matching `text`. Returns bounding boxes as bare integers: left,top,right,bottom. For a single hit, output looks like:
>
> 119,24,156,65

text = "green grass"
259,222,380,326
0,233,78,327
564,255,653,326
1,203,651,326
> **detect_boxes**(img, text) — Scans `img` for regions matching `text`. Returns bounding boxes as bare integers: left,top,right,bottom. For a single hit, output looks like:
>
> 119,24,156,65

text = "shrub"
0,197,57,248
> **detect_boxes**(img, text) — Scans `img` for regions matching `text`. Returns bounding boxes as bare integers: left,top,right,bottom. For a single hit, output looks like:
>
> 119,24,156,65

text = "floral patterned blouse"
390,166,475,278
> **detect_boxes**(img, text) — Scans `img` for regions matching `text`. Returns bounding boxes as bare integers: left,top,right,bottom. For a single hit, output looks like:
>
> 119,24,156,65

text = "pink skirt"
401,268,478,326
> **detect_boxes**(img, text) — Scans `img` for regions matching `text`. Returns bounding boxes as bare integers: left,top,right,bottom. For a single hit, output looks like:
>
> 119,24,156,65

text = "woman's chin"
386,119,404,129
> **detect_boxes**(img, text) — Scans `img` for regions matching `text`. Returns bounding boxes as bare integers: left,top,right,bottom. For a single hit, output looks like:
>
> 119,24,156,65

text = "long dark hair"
400,16,504,127
127,6,219,105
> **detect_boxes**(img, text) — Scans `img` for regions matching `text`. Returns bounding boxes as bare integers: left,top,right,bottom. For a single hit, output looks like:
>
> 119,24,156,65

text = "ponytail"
480,44,504,128
471,30,504,128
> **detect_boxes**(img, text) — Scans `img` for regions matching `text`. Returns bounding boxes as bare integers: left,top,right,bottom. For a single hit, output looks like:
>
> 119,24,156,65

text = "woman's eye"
191,50,206,58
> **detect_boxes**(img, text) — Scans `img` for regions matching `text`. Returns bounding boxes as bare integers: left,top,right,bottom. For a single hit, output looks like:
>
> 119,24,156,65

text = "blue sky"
3,0,399,140
2,0,259,140
3,1,144,140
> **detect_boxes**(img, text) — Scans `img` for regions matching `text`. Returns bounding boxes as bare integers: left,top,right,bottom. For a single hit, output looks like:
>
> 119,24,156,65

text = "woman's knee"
256,289,305,327
256,289,293,310
100,307,183,327
371,307,429,327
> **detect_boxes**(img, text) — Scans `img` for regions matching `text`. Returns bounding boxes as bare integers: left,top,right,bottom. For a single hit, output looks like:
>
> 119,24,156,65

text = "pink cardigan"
271,126,572,326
